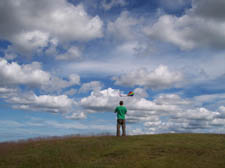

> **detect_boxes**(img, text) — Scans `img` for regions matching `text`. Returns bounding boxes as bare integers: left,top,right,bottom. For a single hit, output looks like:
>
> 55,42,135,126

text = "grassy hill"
0,134,225,168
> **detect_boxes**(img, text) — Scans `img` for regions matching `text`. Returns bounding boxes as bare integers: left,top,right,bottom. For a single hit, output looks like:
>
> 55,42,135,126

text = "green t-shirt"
114,105,127,119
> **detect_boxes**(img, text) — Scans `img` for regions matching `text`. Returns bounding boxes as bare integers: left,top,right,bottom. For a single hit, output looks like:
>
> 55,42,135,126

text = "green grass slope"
0,134,225,168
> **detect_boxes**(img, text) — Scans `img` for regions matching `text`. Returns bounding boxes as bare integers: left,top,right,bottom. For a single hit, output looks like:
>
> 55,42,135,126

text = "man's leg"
122,119,126,136
117,119,121,136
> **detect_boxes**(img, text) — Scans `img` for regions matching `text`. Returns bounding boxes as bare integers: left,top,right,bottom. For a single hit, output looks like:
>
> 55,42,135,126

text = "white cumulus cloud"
102,0,127,11
0,58,80,91
143,0,225,50
79,81,103,93
107,11,138,41
8,91,77,114
80,88,180,118
56,46,82,61
0,0,103,54
114,65,183,90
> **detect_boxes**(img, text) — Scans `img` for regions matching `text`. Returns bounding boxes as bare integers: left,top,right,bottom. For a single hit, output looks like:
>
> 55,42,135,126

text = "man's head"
119,101,123,105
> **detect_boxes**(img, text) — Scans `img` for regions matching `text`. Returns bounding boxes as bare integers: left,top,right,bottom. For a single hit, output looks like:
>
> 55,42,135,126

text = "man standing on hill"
114,101,127,136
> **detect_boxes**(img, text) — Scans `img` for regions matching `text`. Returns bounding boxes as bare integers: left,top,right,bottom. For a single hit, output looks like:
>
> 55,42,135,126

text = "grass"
0,134,225,168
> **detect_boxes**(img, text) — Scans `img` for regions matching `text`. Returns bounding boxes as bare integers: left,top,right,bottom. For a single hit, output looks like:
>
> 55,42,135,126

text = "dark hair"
119,101,123,105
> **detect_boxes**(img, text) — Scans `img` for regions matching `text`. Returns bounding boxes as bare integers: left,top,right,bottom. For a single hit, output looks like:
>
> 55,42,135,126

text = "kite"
127,91,134,96
119,91,134,97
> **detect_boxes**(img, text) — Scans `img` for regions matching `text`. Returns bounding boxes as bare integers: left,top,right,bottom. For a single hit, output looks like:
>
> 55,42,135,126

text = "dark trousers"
117,119,126,136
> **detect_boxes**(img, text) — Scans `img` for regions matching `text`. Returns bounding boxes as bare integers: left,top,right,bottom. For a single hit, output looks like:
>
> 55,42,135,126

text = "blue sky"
1,0,225,142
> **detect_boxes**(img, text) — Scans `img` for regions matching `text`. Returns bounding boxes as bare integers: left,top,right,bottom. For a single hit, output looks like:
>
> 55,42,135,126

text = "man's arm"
114,107,117,113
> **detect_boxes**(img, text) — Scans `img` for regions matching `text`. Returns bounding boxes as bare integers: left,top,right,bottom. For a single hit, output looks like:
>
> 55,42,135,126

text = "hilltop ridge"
0,134,225,168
